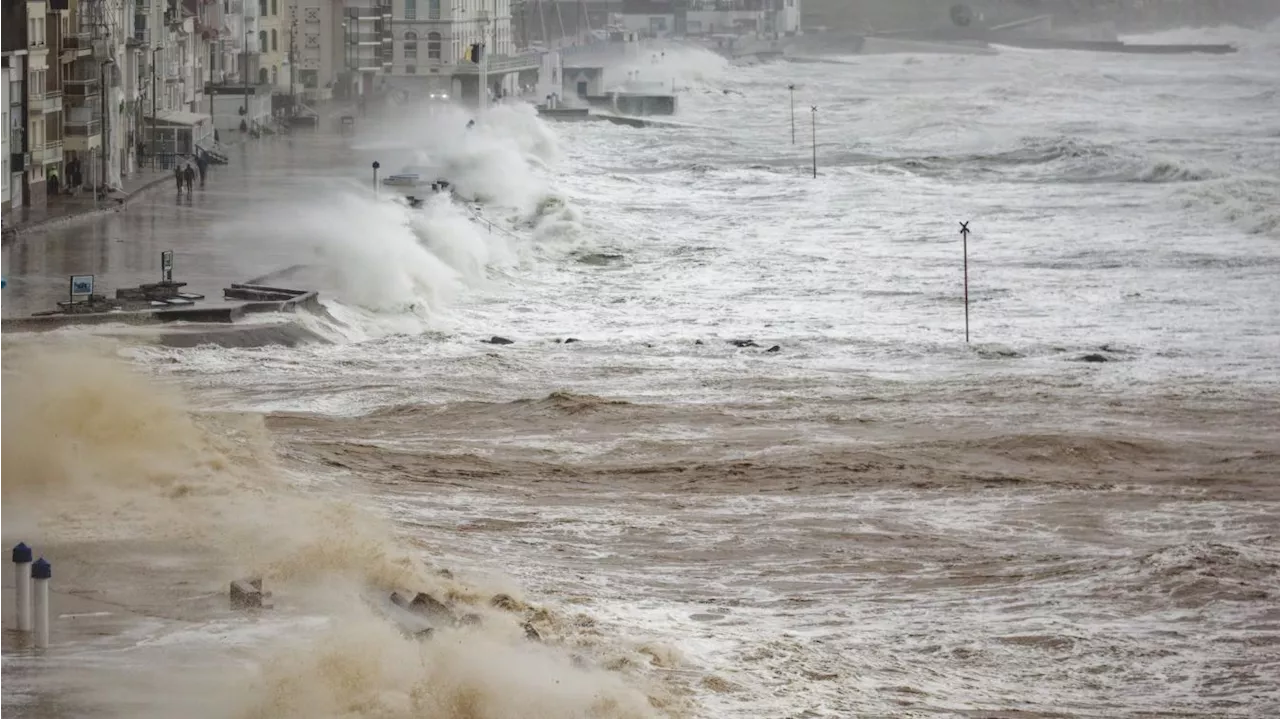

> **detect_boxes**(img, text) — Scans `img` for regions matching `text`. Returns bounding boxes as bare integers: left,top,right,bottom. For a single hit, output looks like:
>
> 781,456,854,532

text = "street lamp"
151,46,163,168
243,30,253,131
100,58,115,195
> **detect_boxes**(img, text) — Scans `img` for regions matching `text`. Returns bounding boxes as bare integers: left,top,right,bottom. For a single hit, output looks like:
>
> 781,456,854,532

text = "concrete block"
230,577,273,610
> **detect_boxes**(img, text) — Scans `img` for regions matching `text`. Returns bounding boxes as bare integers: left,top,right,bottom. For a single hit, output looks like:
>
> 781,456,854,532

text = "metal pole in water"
960,221,971,343
12,543,32,631
372,161,380,197
810,105,817,178
32,558,51,649
788,84,795,145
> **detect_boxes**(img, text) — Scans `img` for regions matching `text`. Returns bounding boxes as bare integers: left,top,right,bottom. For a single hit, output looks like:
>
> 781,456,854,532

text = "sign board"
69,274,95,302
161,250,174,283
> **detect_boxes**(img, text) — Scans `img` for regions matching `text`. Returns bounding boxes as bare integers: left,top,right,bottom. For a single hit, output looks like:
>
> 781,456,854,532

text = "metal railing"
30,91,63,113
62,32,92,52
451,52,541,74
65,119,102,136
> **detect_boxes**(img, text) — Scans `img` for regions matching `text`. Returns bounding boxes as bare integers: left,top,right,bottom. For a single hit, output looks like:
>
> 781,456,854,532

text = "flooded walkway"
2,133,374,318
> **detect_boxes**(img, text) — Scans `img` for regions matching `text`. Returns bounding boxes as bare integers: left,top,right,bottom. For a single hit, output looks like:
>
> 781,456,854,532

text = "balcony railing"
62,32,92,53
64,81,101,99
30,91,64,113
66,119,102,136
38,139,64,164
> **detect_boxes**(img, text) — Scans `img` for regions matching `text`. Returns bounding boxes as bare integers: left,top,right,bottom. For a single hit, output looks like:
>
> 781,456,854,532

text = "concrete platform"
1,282,322,341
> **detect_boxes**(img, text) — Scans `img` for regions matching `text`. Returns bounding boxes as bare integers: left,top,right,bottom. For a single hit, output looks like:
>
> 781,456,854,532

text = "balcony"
66,118,102,136
62,31,92,56
39,139,64,165
29,90,64,114
64,79,100,99
130,28,150,46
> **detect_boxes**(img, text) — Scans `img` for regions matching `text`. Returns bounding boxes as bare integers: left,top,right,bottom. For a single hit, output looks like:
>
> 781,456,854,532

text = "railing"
40,140,64,164
131,28,150,45
64,75,100,88
65,119,102,136
451,52,541,74
62,32,92,52
30,91,63,113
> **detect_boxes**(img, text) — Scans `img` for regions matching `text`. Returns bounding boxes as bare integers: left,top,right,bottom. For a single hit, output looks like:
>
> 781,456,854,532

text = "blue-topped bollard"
12,542,33,631
32,558,51,649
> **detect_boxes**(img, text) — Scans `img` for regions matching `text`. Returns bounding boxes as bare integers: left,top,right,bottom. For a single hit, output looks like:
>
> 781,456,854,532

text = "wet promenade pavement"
2,131,376,318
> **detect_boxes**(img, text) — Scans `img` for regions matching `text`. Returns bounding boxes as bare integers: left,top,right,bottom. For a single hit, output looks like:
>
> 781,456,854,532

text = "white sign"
69,274,94,299
161,250,174,283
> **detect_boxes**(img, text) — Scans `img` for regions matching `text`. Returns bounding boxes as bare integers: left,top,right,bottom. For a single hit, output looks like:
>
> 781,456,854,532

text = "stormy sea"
3,22,1278,719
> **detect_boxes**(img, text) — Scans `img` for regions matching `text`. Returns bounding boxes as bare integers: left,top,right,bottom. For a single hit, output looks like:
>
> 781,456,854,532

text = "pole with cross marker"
960,221,971,343
810,105,818,178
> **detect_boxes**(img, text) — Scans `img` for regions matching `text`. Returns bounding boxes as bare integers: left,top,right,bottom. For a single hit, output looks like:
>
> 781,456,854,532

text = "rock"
407,592,455,624
484,336,515,345
766,345,781,353
1077,353,1110,363
563,338,580,344
694,339,704,345
389,591,409,608
728,339,759,348
230,577,273,610
523,623,542,642
436,568,454,579
490,593,521,611
460,613,483,626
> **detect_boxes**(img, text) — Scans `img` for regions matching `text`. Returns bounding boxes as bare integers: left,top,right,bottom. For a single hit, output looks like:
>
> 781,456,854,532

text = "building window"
404,31,417,60
259,30,268,52
272,29,278,50
272,0,278,14
427,32,440,60
260,0,267,16
428,0,439,20
405,0,415,21
259,67,269,83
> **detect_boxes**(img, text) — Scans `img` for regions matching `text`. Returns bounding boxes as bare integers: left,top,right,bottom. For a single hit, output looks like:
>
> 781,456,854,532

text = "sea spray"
0,338,692,719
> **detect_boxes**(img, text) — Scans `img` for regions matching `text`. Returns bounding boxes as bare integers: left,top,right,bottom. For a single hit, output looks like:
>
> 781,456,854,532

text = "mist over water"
5,22,1280,719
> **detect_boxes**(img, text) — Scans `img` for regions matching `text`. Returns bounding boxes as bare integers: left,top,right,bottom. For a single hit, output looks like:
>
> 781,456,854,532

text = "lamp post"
151,46,163,169
244,30,253,132
100,58,115,196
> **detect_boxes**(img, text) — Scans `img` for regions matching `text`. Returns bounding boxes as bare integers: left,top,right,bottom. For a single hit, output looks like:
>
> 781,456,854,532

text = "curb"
1,174,174,245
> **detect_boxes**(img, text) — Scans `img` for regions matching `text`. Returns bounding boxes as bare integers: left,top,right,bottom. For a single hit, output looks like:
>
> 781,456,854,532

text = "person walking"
174,163,184,195
196,152,208,188
183,163,196,196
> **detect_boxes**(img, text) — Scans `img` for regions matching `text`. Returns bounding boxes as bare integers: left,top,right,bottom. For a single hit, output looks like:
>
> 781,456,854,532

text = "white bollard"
12,542,33,632
32,558,51,649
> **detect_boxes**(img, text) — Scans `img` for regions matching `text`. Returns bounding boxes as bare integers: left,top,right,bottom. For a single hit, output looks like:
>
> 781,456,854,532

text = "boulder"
490,593,521,611
484,336,515,345
408,592,455,624
728,339,759,348
1076,353,1110,363
766,345,781,353
523,623,542,642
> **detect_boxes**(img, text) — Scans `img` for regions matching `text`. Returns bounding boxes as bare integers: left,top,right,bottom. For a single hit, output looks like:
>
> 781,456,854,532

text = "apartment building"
0,64,11,218
255,0,287,88
386,0,533,100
